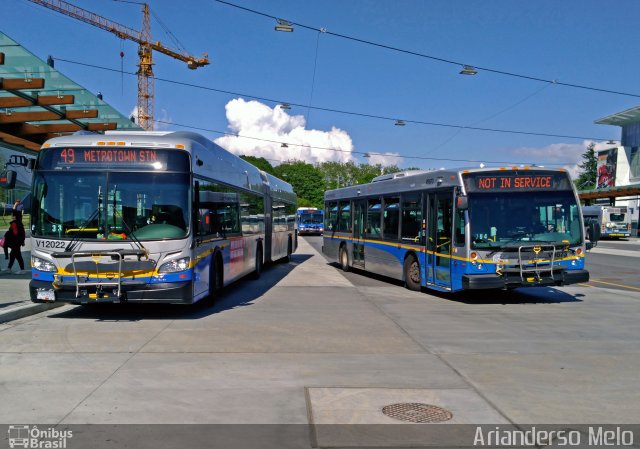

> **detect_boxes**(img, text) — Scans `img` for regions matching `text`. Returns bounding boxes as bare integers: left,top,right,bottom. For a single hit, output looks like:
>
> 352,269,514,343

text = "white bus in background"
582,205,632,239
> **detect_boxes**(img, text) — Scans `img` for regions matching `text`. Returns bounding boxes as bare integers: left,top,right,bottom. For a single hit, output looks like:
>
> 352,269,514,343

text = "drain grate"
382,403,453,423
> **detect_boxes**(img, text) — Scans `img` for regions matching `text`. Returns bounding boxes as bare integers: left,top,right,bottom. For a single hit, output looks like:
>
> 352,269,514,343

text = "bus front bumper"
298,228,323,235
30,280,194,304
462,269,589,290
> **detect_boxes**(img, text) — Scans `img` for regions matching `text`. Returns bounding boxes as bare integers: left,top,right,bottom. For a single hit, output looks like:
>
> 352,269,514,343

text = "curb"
0,302,65,324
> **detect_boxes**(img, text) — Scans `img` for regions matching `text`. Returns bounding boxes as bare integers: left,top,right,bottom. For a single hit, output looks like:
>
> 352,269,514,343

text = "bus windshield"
299,213,323,224
32,171,190,241
608,213,626,222
468,191,582,249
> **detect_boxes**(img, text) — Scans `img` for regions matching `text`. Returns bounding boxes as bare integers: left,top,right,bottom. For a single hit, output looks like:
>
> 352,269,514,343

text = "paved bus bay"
0,236,639,447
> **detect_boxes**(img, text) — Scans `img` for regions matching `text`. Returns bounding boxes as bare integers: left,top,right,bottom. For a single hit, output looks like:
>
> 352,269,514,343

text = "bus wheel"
212,257,223,295
204,255,222,306
340,246,350,272
404,255,421,291
286,237,292,262
251,246,263,280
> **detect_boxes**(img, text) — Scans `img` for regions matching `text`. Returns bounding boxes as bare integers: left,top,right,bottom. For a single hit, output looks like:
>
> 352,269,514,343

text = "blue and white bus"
581,205,631,239
25,131,296,304
296,207,324,235
323,167,589,292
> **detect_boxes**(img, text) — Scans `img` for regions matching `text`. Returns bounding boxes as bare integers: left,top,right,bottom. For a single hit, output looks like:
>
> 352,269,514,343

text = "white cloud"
214,98,355,165
510,140,611,178
366,152,404,166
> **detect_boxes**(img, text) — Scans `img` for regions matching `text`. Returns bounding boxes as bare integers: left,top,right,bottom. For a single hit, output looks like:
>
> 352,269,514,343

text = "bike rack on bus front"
517,244,558,283
52,249,147,299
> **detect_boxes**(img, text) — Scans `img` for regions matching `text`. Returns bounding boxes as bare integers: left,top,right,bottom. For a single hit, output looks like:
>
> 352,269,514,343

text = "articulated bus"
581,205,631,239
26,131,296,304
296,207,324,235
323,168,589,292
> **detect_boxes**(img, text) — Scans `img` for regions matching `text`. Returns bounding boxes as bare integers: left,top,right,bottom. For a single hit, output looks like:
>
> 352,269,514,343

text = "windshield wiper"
111,185,149,259
65,186,102,252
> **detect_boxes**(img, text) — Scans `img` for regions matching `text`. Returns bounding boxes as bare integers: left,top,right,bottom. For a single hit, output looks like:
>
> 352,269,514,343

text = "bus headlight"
31,256,56,272
158,257,190,273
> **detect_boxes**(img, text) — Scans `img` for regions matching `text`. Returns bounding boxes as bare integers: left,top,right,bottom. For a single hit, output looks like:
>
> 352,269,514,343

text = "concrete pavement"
0,236,639,447
0,238,66,323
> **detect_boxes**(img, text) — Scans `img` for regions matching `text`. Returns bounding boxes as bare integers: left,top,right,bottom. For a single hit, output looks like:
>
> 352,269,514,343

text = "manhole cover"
382,403,453,423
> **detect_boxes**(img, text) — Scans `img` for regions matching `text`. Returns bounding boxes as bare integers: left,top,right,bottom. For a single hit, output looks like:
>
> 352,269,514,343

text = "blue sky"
4,0,639,173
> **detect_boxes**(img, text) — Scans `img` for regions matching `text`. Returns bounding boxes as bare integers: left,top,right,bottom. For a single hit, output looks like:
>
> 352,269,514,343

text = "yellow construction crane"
28,0,209,130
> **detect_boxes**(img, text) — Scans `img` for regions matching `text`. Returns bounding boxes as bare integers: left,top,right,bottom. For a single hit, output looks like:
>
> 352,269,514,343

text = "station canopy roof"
595,105,640,126
579,185,640,201
0,31,140,153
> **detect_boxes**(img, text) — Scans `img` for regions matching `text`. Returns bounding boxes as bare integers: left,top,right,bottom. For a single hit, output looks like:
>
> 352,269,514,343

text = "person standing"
2,210,26,274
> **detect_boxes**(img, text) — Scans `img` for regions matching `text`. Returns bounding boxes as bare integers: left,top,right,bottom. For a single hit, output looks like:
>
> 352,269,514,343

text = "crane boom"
28,0,209,130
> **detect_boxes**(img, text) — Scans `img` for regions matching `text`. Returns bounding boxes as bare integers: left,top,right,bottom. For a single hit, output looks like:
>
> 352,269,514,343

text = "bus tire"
339,245,350,272
251,245,263,280
212,254,223,297
404,254,421,291
203,253,222,306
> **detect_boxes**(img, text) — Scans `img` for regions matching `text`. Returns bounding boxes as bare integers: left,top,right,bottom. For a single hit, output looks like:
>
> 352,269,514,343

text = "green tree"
240,155,275,175
274,160,325,207
575,142,597,190
355,163,402,184
296,197,315,207
316,161,404,189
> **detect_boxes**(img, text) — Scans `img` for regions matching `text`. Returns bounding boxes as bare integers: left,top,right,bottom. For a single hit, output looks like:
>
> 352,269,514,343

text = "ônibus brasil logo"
7,425,72,448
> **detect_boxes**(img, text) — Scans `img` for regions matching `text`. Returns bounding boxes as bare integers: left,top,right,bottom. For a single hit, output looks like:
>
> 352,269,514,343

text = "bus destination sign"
463,171,572,192
39,147,190,171
57,148,160,165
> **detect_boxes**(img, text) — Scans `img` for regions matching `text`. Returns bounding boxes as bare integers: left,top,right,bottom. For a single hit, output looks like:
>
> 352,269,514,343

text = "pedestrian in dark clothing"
2,210,26,273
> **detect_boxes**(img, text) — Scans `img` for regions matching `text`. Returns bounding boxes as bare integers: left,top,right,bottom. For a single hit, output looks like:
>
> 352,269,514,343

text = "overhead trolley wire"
153,119,575,166
212,0,640,99
51,57,610,142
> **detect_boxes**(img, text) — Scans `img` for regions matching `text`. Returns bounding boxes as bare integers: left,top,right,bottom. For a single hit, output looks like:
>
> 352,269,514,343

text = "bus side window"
366,198,382,239
383,197,400,241
338,201,352,233
326,202,338,231
401,193,422,244
286,202,296,231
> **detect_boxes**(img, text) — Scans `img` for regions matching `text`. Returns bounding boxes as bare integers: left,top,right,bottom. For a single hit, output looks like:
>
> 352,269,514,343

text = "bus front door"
429,192,453,289
352,200,366,268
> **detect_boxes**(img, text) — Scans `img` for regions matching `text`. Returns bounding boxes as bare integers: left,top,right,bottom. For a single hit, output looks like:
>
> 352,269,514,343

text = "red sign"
476,175,553,190
463,171,571,193
58,148,158,165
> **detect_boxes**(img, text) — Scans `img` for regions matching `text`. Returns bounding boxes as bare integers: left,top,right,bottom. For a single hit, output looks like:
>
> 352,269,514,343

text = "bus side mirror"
0,170,17,189
456,195,468,210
